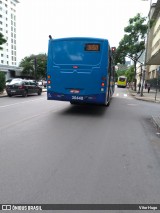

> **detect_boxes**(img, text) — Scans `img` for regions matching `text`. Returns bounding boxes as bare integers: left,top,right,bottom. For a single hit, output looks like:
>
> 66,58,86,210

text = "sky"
16,0,154,65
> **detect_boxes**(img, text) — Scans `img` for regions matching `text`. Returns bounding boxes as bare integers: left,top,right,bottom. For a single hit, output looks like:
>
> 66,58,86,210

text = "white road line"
0,97,46,108
0,104,65,130
127,104,138,106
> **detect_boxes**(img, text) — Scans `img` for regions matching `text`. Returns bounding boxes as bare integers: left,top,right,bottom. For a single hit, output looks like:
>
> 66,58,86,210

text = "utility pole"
140,68,146,96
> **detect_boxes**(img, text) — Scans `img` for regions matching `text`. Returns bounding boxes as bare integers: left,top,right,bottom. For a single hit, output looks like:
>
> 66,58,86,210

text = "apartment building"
0,0,21,80
146,0,160,80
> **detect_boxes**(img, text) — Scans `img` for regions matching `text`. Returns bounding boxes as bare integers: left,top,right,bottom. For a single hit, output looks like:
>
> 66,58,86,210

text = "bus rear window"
51,40,102,65
119,78,126,82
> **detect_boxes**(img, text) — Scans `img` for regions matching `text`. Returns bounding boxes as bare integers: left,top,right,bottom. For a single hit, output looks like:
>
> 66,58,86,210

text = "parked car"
38,80,47,88
6,79,42,97
5,78,22,86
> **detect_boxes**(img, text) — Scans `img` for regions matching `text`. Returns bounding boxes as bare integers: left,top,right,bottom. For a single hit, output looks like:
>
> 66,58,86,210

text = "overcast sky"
16,0,154,64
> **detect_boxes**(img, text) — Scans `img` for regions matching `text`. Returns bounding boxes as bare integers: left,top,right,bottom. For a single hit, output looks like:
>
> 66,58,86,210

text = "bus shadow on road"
59,104,107,117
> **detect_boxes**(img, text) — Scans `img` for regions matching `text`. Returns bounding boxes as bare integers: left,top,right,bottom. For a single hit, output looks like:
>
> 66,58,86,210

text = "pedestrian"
145,82,147,89
138,82,141,89
147,83,151,93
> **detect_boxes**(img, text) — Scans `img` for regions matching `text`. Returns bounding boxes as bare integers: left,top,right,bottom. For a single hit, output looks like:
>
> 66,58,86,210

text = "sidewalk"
129,88,160,133
0,88,47,98
128,88,160,103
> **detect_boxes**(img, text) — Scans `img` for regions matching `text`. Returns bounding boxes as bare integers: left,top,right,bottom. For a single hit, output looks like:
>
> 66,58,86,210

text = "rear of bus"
47,37,110,105
117,76,127,88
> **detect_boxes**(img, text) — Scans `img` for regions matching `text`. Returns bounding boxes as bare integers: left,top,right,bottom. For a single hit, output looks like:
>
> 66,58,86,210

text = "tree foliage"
125,66,134,83
19,54,47,80
115,13,148,90
0,71,5,92
0,32,7,50
116,69,126,77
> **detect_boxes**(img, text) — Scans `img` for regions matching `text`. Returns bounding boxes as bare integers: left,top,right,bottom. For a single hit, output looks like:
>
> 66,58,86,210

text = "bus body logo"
70,90,80,94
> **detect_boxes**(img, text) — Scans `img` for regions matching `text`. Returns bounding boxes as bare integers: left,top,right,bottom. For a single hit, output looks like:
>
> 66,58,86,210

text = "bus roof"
118,76,127,78
49,37,109,43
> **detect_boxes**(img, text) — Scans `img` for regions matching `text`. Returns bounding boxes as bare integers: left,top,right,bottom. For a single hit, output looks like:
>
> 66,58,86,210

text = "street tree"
19,54,47,80
125,66,134,83
115,13,148,91
0,32,7,50
0,71,5,92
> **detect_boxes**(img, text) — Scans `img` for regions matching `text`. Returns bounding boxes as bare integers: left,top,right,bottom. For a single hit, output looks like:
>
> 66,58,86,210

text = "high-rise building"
0,0,21,80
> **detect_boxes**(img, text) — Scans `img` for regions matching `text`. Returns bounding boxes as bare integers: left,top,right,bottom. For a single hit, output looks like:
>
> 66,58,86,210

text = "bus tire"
70,101,76,105
106,101,110,106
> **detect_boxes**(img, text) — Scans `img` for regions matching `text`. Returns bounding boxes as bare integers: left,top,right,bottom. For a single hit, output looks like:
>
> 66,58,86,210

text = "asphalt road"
0,88,160,212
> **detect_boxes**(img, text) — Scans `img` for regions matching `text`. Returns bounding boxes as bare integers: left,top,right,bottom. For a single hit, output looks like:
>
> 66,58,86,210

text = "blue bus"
47,37,115,106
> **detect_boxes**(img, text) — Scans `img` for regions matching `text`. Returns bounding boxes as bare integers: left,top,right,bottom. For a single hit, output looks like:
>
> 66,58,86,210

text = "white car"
6,78,22,86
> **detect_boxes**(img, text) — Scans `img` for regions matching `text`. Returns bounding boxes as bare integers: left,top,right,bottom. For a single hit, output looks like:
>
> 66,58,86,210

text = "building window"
0,28,2,31
7,61,8,64
1,60,3,63
0,15,2,18
0,21,2,25
5,4,8,7
1,53,3,57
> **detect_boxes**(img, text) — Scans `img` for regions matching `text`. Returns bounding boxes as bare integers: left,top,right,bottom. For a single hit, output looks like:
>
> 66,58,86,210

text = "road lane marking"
127,104,138,106
0,104,65,130
0,97,46,108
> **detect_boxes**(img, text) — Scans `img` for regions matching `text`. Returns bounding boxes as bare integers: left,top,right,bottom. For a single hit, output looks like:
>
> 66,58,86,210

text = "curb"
128,90,160,103
151,116,160,132
134,96,160,103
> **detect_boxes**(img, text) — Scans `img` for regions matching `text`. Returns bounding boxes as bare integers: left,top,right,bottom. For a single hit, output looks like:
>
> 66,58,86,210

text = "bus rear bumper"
47,91,106,104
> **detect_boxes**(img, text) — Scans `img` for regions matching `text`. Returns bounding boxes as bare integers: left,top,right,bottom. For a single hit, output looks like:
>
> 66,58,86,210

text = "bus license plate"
72,96,83,101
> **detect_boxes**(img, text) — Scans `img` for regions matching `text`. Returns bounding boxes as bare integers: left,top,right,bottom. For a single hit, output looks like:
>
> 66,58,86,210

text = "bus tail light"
101,82,105,87
48,75,51,79
48,80,51,84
